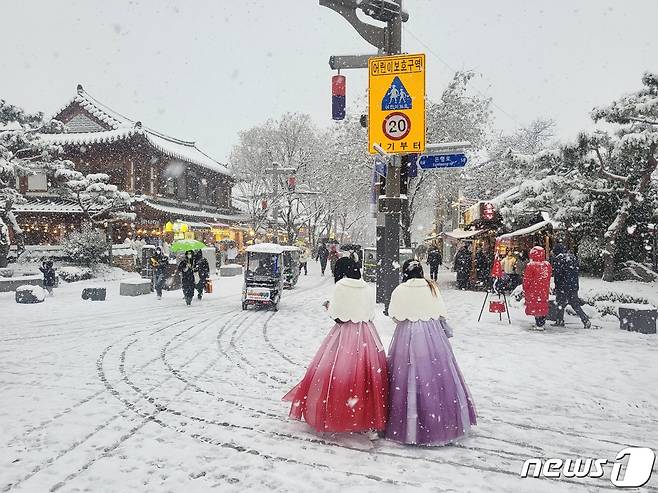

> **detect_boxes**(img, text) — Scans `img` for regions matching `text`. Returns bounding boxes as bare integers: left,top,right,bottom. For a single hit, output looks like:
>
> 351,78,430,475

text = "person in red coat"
522,246,552,330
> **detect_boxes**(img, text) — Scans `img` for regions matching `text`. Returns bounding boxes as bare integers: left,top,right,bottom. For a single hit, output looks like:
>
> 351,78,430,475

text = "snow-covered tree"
497,73,658,281
62,222,108,267
406,71,493,244
54,169,134,263
587,72,658,281
230,113,327,245
463,118,557,199
0,99,73,266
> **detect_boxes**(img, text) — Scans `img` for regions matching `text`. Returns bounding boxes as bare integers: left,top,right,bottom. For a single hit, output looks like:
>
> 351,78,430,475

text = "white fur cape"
328,277,376,322
387,278,448,321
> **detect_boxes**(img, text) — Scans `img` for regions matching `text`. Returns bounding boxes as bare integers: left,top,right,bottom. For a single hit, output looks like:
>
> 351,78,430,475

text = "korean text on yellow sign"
368,53,425,155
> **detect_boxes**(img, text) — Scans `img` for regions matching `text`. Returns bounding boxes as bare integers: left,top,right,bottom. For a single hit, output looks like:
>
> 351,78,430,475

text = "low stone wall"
119,279,152,296
112,255,136,272
0,275,43,293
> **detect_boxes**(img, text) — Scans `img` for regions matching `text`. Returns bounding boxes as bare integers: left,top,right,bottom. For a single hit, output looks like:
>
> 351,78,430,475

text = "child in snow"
39,260,56,296
283,257,388,433
386,259,477,446
522,246,552,330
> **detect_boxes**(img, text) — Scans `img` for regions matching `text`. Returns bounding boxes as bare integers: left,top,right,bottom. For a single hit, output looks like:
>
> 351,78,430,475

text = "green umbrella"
170,239,207,253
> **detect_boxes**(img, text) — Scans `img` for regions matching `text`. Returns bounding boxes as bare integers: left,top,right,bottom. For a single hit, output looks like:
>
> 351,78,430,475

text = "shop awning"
184,221,212,230
443,229,485,241
498,220,551,240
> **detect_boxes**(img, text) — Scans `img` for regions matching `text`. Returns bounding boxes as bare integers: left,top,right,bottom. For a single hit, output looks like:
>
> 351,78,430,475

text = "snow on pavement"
1,265,657,492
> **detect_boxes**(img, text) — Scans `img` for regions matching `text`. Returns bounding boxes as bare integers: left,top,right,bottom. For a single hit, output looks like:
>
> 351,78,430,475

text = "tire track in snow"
1,318,214,492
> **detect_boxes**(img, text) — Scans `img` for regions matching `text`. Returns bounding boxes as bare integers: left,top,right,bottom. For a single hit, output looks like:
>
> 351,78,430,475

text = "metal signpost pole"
381,4,403,311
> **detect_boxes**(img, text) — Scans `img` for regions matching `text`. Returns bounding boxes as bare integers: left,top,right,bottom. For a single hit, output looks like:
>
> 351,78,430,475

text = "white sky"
1,0,656,163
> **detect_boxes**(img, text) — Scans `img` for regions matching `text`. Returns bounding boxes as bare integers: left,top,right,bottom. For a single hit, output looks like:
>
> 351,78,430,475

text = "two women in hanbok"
284,257,477,446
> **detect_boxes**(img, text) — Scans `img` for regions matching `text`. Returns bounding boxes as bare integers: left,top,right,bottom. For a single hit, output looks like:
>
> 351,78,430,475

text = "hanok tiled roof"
12,197,94,214
41,85,230,177
137,198,248,223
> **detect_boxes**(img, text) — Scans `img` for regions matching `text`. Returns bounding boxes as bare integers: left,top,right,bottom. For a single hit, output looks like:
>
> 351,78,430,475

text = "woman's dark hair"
334,256,361,283
401,259,437,296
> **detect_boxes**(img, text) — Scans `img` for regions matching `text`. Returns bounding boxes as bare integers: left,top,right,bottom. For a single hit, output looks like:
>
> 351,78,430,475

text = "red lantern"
491,257,503,279
261,199,268,210
482,202,495,220
287,175,296,192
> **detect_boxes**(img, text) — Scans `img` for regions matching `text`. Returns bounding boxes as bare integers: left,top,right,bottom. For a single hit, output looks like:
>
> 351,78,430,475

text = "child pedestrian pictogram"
382,76,412,111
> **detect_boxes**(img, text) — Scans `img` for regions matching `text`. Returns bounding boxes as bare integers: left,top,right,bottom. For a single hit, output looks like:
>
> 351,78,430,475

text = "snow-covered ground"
2,264,657,492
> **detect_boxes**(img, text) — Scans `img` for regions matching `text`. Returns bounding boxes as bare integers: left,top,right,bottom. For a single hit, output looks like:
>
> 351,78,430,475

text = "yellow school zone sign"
368,53,425,155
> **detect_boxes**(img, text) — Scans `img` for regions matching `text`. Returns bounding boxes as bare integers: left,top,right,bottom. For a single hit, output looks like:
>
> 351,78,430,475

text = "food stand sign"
482,202,495,220
368,53,425,155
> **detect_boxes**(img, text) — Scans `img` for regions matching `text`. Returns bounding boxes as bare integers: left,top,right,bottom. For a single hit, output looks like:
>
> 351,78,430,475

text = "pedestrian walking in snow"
386,260,477,445
39,260,56,296
328,244,340,275
193,250,210,300
178,250,196,306
299,246,309,275
522,246,552,330
283,257,388,433
454,244,472,290
551,244,591,329
150,247,168,299
316,243,329,276
427,246,442,281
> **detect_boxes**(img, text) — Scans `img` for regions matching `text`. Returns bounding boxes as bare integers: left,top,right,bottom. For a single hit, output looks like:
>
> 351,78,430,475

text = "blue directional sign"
418,153,468,169
374,157,387,177
381,76,412,111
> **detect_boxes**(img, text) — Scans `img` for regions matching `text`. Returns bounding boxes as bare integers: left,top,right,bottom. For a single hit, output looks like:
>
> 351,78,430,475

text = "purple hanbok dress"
386,278,477,446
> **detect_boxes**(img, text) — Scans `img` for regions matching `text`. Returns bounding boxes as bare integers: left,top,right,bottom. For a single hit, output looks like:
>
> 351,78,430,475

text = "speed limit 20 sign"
368,53,425,155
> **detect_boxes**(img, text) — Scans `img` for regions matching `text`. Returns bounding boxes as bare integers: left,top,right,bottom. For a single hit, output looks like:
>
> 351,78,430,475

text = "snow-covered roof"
245,243,286,254
138,198,248,223
280,245,300,251
490,186,521,206
497,220,552,240
12,197,102,214
44,86,230,176
443,229,485,240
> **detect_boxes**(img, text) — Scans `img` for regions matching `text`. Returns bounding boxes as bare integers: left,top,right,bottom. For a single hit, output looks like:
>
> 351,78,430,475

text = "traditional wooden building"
15,84,247,245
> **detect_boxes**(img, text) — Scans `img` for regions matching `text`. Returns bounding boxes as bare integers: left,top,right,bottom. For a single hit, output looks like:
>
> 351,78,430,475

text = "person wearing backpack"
551,244,591,329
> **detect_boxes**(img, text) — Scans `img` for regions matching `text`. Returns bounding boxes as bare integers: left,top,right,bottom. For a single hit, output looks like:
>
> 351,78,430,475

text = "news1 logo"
520,447,656,487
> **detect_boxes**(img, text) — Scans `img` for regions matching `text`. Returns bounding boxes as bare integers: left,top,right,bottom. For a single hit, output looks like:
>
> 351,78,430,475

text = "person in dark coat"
178,250,196,306
454,244,472,290
316,243,329,276
551,244,591,329
427,246,442,281
475,246,490,287
150,247,169,299
39,260,56,296
194,250,210,300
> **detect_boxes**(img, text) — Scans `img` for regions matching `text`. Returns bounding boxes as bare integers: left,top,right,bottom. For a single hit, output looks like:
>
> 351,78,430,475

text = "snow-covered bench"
219,264,243,277
618,304,657,334
15,285,46,304
119,279,152,296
